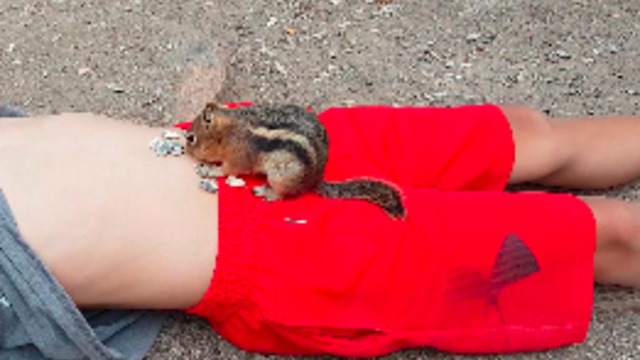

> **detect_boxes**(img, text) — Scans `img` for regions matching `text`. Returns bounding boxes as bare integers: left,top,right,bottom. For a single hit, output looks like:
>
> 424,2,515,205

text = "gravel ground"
2,0,640,359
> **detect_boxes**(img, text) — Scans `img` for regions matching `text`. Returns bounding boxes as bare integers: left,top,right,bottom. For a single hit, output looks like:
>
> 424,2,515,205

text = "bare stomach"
0,113,218,309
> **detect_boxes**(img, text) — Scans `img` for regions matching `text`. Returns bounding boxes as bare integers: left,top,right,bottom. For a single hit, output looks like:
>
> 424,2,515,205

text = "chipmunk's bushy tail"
318,179,406,219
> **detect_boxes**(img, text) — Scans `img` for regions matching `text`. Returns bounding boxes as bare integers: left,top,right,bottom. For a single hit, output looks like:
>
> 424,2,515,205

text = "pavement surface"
1,0,639,359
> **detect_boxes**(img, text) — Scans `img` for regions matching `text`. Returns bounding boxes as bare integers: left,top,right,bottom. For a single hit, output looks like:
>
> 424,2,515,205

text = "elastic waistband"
185,177,272,323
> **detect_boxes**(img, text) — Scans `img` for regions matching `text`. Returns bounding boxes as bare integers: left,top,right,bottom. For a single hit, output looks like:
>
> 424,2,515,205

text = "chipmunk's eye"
185,133,196,144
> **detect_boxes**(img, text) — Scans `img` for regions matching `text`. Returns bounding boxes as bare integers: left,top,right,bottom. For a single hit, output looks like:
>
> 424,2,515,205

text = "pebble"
466,33,481,42
106,83,125,93
554,49,572,59
77,67,92,76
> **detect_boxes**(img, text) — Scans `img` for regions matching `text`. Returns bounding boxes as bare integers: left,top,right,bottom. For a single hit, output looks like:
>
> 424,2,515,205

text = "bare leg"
502,106,640,288
502,105,640,189
582,196,640,288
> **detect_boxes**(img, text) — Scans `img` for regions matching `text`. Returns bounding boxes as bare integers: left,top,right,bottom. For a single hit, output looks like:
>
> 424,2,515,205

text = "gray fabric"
0,189,169,360
0,105,27,117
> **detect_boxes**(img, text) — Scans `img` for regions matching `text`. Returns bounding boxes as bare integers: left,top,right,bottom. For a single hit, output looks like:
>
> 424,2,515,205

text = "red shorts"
184,104,596,357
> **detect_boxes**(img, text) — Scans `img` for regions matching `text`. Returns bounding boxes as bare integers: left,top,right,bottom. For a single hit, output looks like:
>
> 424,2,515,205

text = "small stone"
106,83,125,93
554,49,571,59
274,61,287,75
466,33,481,42
226,176,246,187
78,67,92,76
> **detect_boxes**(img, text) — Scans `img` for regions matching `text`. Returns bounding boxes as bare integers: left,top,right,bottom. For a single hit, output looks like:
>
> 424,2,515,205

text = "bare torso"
0,114,218,309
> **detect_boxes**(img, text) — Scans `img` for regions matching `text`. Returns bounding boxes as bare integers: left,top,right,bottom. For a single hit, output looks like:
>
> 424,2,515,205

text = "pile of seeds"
148,130,249,195
148,130,185,156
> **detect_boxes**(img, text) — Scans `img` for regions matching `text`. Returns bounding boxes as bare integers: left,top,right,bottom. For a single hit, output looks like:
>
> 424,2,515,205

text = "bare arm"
0,113,218,309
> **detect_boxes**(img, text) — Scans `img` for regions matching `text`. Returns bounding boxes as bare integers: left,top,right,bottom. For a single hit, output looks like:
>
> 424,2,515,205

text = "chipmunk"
184,102,406,219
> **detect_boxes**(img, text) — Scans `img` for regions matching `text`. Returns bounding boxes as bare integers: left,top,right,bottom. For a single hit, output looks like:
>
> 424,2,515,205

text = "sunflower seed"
199,179,219,193
226,176,246,187
195,164,224,178
155,141,173,156
163,130,181,140
149,136,163,149
169,142,185,156
252,184,268,197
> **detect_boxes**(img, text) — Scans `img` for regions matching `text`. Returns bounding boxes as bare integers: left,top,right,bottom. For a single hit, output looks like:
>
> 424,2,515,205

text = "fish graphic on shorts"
444,233,541,313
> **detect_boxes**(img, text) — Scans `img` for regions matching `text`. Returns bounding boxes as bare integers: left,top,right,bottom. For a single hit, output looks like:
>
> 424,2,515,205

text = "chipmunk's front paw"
195,163,224,178
252,185,280,202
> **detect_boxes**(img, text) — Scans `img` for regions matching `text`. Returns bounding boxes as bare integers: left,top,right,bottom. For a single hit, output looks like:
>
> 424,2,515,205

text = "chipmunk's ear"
201,102,233,129
205,102,229,111
201,103,217,124
202,103,230,122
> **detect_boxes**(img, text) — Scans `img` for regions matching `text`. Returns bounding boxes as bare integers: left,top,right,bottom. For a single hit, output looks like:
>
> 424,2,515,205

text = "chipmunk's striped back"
187,103,406,219
222,104,329,190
